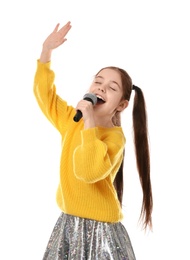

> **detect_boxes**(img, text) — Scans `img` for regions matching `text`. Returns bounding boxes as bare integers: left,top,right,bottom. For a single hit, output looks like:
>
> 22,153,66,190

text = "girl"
33,21,153,260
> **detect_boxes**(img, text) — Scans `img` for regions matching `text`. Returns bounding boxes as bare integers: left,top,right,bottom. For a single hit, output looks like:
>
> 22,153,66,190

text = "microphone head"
83,93,97,105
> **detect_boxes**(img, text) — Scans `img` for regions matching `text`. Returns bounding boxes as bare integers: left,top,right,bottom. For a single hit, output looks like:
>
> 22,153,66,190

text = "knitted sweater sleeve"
33,60,75,133
73,127,125,183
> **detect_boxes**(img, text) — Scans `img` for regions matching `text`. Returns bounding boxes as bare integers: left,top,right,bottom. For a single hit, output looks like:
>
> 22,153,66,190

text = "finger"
59,38,67,45
65,21,71,26
64,21,71,27
59,21,72,34
53,23,60,33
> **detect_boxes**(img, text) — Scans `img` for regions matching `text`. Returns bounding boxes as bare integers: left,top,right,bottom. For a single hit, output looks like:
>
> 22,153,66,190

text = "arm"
33,22,73,132
40,21,72,63
41,22,95,129
73,128,125,183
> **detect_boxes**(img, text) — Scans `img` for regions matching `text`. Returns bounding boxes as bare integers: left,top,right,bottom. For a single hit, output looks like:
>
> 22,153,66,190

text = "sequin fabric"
42,212,136,260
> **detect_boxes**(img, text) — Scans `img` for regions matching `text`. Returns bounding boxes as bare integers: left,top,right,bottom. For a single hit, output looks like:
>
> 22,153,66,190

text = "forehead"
96,68,121,84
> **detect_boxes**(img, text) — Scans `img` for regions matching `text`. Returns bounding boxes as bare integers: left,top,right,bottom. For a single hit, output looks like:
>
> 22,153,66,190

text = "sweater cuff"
37,59,51,69
80,127,99,145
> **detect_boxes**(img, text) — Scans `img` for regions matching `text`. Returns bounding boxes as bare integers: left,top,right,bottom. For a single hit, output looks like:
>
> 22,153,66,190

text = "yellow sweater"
33,60,126,223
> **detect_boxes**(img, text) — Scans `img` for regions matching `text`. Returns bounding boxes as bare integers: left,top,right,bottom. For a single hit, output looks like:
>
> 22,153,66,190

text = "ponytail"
132,85,153,230
96,66,153,230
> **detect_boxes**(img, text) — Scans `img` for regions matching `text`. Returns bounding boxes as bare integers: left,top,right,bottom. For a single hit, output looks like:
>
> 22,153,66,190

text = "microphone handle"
73,97,94,122
73,110,83,122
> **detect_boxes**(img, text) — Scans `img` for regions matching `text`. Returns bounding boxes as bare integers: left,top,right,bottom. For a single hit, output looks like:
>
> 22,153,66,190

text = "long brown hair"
96,67,153,230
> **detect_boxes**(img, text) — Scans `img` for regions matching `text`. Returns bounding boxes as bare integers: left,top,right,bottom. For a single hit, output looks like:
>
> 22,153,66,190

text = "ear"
117,100,129,112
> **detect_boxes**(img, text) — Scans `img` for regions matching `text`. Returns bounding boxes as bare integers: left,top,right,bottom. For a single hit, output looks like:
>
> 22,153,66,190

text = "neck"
94,116,114,128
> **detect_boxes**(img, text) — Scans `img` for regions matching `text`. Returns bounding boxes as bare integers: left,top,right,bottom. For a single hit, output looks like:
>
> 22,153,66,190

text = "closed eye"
110,87,116,91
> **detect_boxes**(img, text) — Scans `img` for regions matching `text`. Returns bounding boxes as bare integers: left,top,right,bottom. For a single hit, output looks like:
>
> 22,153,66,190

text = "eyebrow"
95,75,121,88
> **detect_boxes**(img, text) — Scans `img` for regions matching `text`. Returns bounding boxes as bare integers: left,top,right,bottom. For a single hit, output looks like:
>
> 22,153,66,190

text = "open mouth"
96,95,106,105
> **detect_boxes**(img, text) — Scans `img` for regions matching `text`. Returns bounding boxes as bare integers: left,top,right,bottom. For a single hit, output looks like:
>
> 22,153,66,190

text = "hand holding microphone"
73,93,97,122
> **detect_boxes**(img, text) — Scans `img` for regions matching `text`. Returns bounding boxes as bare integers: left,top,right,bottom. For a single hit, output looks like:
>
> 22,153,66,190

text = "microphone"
73,93,97,122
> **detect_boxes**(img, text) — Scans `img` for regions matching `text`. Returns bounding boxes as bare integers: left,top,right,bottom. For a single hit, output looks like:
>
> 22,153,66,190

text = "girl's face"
88,68,128,123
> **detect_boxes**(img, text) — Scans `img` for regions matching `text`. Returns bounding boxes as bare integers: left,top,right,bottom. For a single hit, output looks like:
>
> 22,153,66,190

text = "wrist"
84,118,96,129
41,45,52,53
40,48,52,63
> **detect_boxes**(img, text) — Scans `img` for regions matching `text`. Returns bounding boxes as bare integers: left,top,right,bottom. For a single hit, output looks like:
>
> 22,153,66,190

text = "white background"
0,0,189,259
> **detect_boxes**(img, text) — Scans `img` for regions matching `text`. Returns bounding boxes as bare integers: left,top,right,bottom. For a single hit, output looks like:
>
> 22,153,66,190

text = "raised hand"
43,22,72,50
40,21,72,63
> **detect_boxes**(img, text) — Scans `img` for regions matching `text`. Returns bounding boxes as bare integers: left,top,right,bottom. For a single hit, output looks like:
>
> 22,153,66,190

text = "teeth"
96,95,105,101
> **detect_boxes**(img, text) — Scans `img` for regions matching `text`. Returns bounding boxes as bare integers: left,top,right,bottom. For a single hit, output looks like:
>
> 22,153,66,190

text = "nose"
98,86,106,93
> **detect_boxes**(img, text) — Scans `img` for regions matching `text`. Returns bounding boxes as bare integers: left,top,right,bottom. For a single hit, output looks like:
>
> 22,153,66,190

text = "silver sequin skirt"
43,212,136,260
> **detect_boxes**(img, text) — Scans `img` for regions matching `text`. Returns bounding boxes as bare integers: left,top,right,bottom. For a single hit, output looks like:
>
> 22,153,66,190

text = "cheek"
109,92,122,102
107,98,120,111
110,96,123,110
